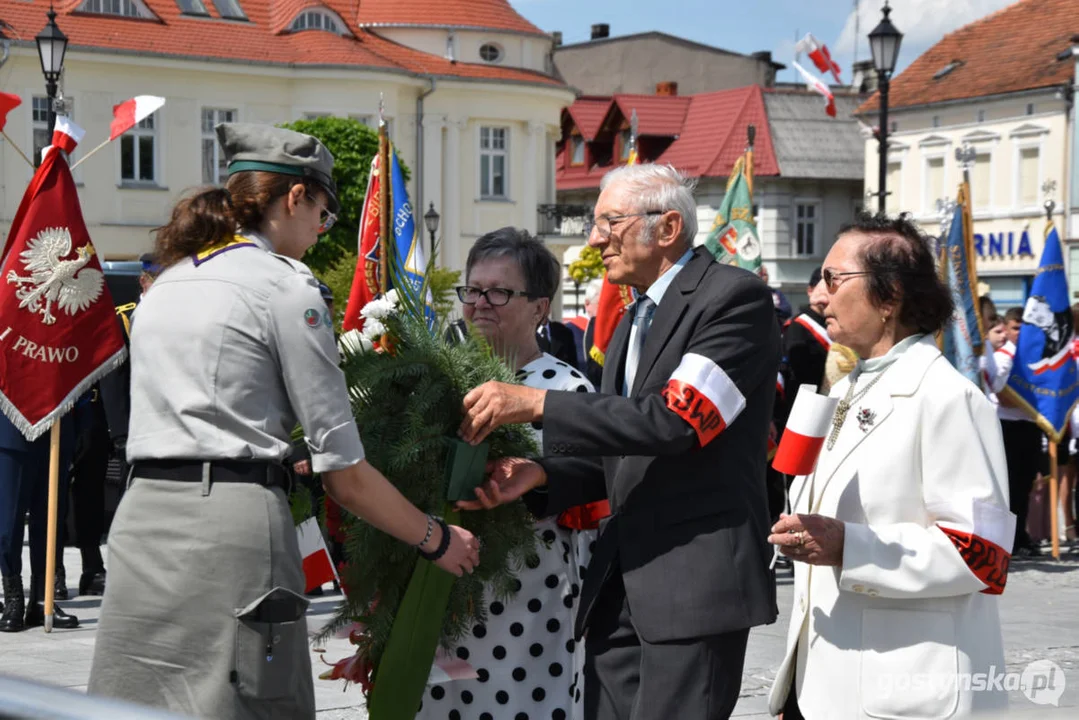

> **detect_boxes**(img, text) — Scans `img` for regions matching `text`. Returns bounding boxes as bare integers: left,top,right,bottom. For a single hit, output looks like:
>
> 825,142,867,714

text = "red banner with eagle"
0,117,126,440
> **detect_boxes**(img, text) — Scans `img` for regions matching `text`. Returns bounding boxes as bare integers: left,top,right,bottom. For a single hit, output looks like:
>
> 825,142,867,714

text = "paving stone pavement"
2,543,1078,718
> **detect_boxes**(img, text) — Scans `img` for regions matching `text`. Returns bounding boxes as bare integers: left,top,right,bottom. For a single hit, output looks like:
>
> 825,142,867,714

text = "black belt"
132,460,292,492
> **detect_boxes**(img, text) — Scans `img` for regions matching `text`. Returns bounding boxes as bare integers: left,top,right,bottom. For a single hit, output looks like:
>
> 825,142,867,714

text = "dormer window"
77,0,153,18
570,134,585,166
479,43,503,63
211,0,247,20
290,8,348,35
176,0,208,15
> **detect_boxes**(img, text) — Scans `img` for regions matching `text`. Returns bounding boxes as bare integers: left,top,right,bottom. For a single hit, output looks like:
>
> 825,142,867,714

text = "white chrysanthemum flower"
360,298,395,321
339,328,374,356
384,288,400,307
362,317,387,340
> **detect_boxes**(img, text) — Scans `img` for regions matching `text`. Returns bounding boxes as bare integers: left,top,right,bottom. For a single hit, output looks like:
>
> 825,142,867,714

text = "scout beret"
215,122,339,213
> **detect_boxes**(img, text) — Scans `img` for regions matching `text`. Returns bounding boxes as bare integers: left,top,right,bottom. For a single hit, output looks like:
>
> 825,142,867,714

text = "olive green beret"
216,122,339,213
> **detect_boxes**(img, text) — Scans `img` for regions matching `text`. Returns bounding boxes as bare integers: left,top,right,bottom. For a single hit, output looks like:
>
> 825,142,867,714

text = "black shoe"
0,577,25,633
54,567,68,601
79,571,106,597
24,577,78,630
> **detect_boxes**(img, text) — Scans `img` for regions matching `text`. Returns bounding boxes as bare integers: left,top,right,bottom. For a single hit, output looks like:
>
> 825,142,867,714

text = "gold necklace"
825,367,889,451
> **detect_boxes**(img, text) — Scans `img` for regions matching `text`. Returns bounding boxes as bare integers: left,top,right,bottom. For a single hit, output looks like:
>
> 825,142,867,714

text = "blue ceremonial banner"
389,145,435,323
940,183,984,389
1001,223,1079,443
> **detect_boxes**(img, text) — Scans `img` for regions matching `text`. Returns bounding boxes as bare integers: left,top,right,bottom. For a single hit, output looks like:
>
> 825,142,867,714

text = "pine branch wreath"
317,293,541,696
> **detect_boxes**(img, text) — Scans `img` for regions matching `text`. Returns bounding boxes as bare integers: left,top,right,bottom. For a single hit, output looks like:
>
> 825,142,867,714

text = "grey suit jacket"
532,247,780,643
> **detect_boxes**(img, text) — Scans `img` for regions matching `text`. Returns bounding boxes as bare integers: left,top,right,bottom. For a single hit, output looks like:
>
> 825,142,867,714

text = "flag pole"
1,130,34,168
43,421,61,632
1046,195,1061,560
378,96,391,294
70,137,112,171
745,125,756,197
1049,437,1060,560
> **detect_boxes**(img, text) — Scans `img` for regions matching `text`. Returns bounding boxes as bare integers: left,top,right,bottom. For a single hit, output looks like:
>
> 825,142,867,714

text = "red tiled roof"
565,97,610,141
0,0,562,86
610,94,691,137
858,0,1078,113
355,0,545,36
557,85,779,191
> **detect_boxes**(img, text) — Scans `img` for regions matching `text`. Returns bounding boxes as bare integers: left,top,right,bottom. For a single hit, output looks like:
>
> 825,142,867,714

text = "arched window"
479,43,503,63
77,0,153,18
290,9,343,34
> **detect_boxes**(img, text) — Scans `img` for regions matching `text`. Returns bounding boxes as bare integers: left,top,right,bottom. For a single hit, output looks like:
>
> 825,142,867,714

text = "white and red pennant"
772,384,839,477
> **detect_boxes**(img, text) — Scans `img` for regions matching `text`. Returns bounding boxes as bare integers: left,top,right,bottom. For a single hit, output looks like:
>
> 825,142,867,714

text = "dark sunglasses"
820,268,872,292
305,194,337,234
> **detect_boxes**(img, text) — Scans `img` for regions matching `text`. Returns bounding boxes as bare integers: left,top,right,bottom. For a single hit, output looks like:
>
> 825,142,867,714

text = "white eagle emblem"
5,226,104,325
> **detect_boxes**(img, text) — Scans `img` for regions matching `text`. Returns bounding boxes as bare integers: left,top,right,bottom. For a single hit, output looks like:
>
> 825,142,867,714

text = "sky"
510,0,1017,85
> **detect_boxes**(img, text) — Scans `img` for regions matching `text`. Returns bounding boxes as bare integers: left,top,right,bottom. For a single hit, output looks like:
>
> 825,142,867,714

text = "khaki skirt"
88,476,314,720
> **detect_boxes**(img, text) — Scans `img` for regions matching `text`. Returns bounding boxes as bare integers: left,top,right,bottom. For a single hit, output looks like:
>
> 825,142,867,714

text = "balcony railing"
537,203,593,238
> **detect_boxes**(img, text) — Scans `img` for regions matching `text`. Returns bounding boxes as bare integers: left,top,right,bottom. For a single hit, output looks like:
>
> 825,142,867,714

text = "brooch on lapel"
856,407,876,433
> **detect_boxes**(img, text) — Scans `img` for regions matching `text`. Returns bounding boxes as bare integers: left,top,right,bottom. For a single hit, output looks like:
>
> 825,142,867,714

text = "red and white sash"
793,313,831,351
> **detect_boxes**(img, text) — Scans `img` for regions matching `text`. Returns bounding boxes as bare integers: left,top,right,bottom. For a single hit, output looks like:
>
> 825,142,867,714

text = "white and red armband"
661,353,746,446
934,499,1017,595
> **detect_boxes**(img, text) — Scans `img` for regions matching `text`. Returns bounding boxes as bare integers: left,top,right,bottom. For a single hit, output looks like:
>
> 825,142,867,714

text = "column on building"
422,114,444,263
522,121,546,234
443,117,467,270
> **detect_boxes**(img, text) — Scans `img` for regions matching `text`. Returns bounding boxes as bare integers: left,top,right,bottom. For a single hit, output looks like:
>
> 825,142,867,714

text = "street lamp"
35,6,68,138
423,202,440,258
869,1,902,213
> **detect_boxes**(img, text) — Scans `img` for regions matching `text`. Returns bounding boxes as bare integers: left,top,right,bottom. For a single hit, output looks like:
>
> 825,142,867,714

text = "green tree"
278,117,409,273
567,245,604,285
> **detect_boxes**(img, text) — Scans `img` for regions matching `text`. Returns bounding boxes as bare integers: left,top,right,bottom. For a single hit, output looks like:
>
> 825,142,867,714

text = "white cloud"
833,0,1015,69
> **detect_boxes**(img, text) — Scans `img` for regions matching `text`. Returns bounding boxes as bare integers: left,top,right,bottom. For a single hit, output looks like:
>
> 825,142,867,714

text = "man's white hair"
584,277,603,306
599,163,699,246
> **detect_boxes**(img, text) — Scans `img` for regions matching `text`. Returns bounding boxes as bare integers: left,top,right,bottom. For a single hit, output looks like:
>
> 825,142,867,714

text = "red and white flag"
792,61,836,118
342,155,383,332
772,384,839,477
795,33,842,83
0,92,21,131
109,95,166,140
0,118,126,440
296,517,339,593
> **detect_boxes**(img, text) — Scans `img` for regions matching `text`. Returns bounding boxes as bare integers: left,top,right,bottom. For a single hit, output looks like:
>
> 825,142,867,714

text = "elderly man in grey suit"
457,163,780,720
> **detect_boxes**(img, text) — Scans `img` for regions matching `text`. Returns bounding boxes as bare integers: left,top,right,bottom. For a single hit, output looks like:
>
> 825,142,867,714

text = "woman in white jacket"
767,214,1015,719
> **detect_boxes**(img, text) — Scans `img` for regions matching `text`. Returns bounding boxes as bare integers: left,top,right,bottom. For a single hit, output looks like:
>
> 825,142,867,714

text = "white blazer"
768,336,1016,719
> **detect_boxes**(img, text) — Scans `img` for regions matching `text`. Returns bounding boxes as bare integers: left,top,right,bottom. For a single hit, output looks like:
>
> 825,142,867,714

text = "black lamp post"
423,202,440,258
869,1,903,214
35,6,68,138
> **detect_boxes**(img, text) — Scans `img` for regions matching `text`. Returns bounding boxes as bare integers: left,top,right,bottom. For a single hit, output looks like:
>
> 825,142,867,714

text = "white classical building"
855,0,1076,308
0,0,572,291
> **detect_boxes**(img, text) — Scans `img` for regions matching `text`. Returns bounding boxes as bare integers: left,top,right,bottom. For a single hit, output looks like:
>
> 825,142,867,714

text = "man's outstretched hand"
458,381,546,445
456,457,547,511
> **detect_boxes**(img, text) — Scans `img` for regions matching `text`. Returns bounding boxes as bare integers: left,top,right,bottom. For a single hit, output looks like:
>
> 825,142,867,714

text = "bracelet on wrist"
416,513,434,549
418,516,451,562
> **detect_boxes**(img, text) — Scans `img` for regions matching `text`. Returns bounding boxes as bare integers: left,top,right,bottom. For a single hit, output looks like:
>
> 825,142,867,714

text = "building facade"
856,0,1078,309
549,85,866,316
0,0,573,303
551,27,783,97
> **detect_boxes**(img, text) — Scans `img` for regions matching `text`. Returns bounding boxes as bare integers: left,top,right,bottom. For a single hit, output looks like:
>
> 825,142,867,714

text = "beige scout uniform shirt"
125,231,364,473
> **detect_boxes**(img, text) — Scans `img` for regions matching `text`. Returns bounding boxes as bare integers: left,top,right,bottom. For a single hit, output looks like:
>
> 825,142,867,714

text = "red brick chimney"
656,81,678,96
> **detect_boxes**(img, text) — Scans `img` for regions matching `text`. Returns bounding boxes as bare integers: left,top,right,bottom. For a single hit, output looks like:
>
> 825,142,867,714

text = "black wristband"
418,517,451,562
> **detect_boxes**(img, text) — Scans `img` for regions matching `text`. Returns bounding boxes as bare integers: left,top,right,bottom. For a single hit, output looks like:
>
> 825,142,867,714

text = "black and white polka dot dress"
416,353,595,720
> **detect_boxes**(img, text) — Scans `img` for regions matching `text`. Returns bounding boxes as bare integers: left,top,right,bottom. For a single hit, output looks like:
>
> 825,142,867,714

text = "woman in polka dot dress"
417,229,595,720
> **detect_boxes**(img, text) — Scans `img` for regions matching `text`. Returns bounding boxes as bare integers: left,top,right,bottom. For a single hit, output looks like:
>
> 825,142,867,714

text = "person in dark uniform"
0,412,77,631
782,266,831,411
537,317,580,368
